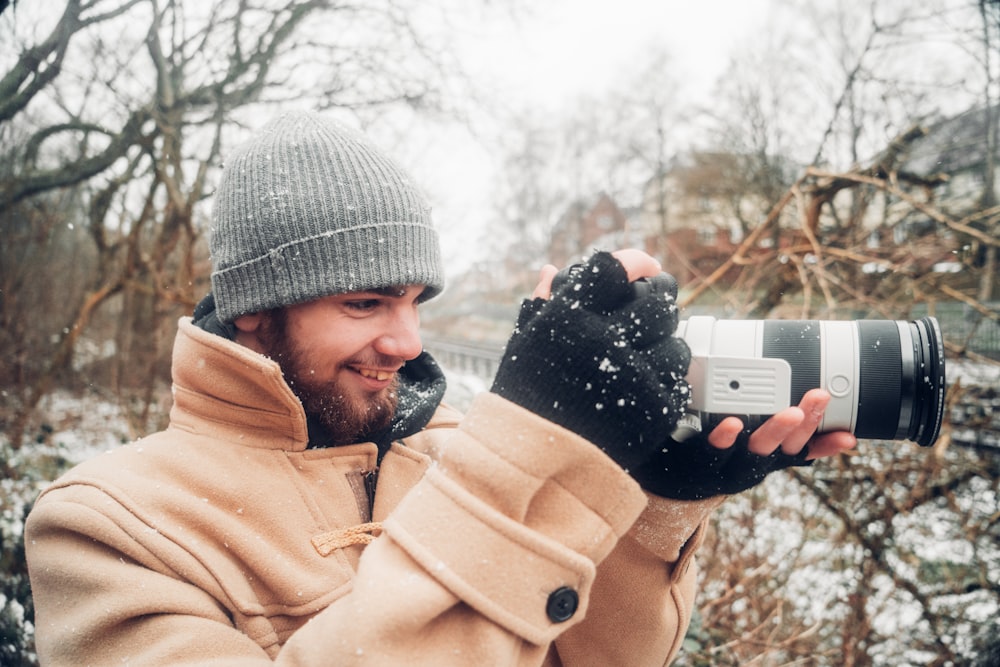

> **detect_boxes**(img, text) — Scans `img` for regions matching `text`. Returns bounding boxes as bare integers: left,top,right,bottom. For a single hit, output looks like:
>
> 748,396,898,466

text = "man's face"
246,285,426,446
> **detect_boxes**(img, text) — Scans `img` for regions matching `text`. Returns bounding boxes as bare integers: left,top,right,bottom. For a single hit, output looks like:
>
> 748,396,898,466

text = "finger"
706,416,746,449
747,407,806,456
531,264,559,299
613,294,679,350
805,431,857,460
779,389,832,454
644,336,690,384
611,248,662,282
647,272,679,300
574,252,632,312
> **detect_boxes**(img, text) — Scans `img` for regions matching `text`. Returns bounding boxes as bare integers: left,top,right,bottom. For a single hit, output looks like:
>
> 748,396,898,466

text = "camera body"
674,315,946,447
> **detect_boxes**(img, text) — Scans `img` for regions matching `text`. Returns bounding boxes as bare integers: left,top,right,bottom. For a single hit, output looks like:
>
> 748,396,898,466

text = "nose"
375,304,423,361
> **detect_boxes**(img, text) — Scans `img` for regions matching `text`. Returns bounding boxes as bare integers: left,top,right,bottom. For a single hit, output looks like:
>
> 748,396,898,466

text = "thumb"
531,264,559,299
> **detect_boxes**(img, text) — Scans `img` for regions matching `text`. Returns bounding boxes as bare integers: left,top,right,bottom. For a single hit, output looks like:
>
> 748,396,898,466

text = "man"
25,111,855,665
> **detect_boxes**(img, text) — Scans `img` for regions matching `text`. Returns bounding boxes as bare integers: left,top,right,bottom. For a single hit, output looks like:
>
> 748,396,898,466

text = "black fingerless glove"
490,251,691,474
631,428,813,500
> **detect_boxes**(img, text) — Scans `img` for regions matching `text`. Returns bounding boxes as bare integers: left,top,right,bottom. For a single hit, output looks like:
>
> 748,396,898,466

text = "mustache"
342,352,407,371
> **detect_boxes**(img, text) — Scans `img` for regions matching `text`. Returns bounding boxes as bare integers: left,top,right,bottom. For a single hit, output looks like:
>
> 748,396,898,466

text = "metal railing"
422,336,504,381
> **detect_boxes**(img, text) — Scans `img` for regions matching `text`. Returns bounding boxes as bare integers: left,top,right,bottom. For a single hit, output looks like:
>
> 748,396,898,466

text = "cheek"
300,328,374,369
284,306,388,369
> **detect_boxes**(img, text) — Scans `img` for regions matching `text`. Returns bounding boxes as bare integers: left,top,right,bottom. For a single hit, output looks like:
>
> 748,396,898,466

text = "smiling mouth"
357,368,395,382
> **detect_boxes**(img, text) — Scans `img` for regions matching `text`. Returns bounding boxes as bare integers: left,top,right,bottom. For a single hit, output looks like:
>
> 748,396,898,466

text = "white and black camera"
674,315,946,446
552,264,947,447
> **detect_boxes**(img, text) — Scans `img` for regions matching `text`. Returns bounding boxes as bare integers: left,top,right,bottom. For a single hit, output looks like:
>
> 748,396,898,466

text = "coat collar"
173,306,448,455
170,317,312,450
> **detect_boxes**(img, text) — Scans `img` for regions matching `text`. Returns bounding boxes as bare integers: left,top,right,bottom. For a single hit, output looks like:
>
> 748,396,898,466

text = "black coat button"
546,586,579,623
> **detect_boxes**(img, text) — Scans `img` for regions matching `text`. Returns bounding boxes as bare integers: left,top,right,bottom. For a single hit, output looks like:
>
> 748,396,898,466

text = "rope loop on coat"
311,522,383,557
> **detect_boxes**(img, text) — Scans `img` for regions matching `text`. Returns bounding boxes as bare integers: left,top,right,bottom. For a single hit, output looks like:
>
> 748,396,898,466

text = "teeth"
359,369,393,381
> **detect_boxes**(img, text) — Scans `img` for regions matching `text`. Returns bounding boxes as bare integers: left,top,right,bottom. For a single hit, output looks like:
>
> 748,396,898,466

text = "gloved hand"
631,427,813,501
490,251,691,474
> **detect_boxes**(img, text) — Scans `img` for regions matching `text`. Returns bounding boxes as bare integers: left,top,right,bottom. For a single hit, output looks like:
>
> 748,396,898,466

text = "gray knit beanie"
210,111,444,323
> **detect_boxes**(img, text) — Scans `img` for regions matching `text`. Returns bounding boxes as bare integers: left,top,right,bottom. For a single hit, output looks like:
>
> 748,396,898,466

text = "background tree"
974,0,998,301
674,2,1000,664
0,0,500,451
473,2,1000,664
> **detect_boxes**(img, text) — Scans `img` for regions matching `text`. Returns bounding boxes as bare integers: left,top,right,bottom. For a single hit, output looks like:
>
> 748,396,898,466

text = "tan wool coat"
25,318,722,666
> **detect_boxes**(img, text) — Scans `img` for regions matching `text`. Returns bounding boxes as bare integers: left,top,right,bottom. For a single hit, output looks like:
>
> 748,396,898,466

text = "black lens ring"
913,316,946,447
856,321,905,440
896,321,918,440
761,320,821,407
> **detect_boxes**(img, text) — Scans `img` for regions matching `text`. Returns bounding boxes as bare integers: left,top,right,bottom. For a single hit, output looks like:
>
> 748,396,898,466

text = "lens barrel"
758,317,945,446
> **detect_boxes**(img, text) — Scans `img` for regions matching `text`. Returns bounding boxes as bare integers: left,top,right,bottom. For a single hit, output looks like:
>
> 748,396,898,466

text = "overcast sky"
417,0,773,272
462,0,771,111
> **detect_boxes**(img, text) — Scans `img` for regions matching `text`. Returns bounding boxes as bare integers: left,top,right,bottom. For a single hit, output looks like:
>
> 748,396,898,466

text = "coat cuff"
629,493,726,563
382,392,650,644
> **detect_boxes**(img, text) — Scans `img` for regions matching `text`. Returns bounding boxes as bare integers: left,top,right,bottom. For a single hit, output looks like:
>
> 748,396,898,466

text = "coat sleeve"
25,393,720,666
550,493,726,666
26,492,284,666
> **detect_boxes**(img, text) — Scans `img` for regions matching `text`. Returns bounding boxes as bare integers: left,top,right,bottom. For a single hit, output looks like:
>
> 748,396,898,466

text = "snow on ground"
949,358,1000,387
2,390,148,557
32,390,139,462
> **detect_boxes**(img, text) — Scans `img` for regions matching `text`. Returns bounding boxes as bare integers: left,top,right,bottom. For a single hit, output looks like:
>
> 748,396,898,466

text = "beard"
257,309,399,447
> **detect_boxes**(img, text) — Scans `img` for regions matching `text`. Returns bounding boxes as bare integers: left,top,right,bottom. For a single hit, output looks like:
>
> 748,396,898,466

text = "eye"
344,298,381,313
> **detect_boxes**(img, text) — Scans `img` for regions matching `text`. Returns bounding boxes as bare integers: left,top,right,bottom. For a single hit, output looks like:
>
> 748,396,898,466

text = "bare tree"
664,3,1000,663
974,0,999,301
0,0,498,450
666,125,999,663
610,48,687,265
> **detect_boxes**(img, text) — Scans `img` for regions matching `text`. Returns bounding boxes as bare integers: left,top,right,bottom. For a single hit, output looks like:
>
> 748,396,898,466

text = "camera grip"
551,264,678,303
492,252,691,474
